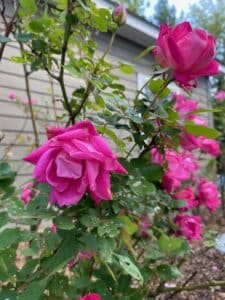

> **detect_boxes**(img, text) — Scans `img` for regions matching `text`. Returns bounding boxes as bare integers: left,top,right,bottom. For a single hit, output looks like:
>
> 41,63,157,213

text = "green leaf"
64,64,81,77
18,278,48,300
0,212,8,228
158,235,188,256
97,221,120,238
97,126,125,148
41,233,78,274
117,255,143,284
10,56,27,64
149,79,170,98
184,122,220,139
19,0,37,17
119,63,134,75
95,94,106,109
128,176,155,196
0,289,17,300
133,45,156,61
120,215,138,236
156,264,182,281
0,228,20,250
142,164,164,182
0,162,16,180
21,247,37,257
98,238,116,263
16,33,33,42
80,214,100,228
54,216,75,230
0,35,12,43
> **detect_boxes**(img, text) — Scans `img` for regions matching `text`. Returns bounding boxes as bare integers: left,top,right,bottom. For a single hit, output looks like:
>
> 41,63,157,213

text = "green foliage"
0,0,221,298
153,0,177,26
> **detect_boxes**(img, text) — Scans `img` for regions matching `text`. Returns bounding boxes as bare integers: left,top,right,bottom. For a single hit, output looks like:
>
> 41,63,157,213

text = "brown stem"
168,271,198,299
59,0,73,125
19,43,39,147
0,1,19,61
147,77,173,112
48,75,59,125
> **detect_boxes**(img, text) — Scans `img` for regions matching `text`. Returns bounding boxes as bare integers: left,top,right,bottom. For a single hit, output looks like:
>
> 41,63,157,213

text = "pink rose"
151,148,199,193
79,293,101,300
8,91,17,100
113,3,127,26
68,251,93,269
21,182,33,205
154,22,219,88
198,178,220,211
188,114,208,126
215,91,225,102
24,98,37,105
51,224,57,233
179,130,200,151
138,215,150,237
174,214,202,243
199,137,221,156
23,121,127,206
173,93,198,119
173,186,198,209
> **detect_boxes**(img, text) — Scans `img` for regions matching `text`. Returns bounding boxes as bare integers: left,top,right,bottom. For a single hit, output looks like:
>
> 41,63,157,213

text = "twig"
48,75,59,125
58,0,73,124
0,0,19,61
147,77,173,112
167,271,198,299
161,280,225,295
19,42,39,147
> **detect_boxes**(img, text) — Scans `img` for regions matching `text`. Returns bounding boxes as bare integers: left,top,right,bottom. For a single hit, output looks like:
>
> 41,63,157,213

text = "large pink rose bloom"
151,148,199,192
198,178,220,211
23,121,127,206
174,214,202,243
173,186,198,209
215,91,225,102
199,137,221,156
173,93,198,119
154,22,219,88
79,293,101,300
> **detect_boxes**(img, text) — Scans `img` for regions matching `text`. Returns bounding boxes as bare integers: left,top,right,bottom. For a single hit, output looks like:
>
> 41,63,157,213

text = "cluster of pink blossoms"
151,93,221,242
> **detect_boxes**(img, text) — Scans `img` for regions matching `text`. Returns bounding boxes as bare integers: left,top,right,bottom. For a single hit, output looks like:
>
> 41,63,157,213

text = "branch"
19,42,39,147
146,77,173,112
0,1,19,61
58,0,73,124
160,280,225,295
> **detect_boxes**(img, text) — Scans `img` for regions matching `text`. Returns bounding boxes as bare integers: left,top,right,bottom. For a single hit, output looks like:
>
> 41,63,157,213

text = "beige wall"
0,25,209,185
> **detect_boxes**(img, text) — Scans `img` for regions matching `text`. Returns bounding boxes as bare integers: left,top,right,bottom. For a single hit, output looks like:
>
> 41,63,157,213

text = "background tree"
152,0,177,26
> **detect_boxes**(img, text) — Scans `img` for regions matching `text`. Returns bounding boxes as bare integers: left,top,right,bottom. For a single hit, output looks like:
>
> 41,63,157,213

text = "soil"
157,213,225,300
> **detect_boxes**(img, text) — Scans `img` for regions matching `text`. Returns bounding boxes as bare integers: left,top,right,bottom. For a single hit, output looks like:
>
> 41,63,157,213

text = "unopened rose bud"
113,3,127,26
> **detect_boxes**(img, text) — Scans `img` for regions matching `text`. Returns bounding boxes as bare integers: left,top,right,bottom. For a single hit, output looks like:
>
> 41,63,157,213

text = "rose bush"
0,1,222,299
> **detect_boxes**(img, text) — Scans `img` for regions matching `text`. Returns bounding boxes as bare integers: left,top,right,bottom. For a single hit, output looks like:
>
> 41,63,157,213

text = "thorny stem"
19,42,39,147
167,271,198,299
59,0,74,124
48,75,59,125
101,29,117,60
0,0,19,61
67,29,118,125
147,76,173,112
